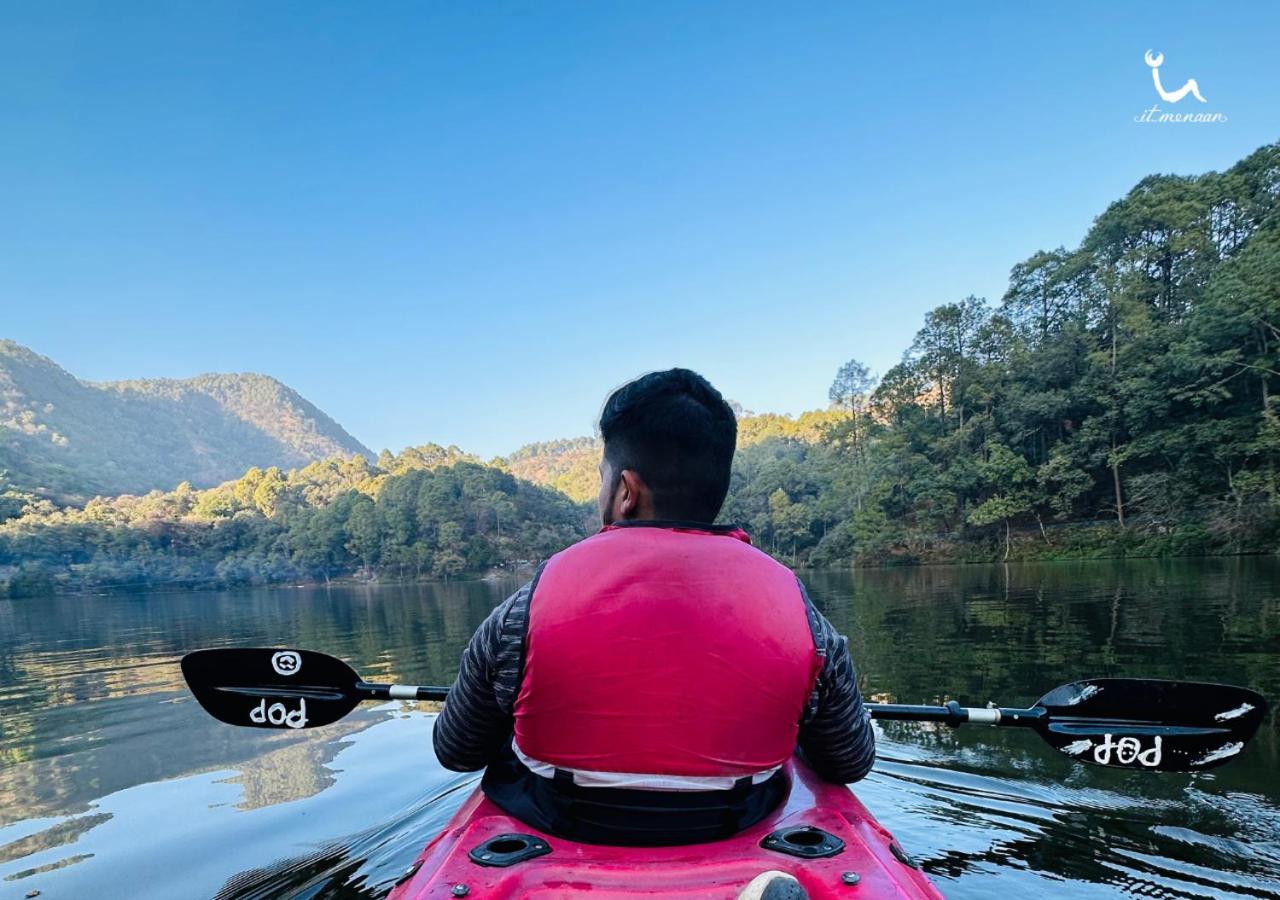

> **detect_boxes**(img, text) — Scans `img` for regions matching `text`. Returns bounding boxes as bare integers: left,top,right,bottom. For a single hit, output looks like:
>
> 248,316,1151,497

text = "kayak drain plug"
450,885,469,897
469,833,554,867
761,826,845,859
841,872,861,885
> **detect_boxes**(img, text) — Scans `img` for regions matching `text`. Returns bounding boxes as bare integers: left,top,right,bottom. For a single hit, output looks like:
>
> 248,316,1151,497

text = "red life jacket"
514,524,822,780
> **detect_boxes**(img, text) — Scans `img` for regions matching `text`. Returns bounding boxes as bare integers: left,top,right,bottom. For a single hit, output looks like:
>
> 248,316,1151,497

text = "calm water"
1,559,1277,899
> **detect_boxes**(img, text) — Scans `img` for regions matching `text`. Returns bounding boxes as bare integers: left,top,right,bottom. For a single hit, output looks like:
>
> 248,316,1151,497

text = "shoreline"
5,542,1276,600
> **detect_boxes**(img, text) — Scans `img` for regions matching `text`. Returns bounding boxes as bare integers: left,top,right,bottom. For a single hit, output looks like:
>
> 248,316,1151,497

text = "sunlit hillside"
0,341,371,500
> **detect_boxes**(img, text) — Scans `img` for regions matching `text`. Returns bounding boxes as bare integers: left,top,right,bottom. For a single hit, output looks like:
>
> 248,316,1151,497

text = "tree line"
0,451,590,596
726,143,1280,564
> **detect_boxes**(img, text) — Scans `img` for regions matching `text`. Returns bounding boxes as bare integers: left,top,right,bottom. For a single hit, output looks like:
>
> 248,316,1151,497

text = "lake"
1,559,1277,898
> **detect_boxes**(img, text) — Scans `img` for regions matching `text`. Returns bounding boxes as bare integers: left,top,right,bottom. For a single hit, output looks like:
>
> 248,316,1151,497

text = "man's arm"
797,581,876,783
432,579,533,772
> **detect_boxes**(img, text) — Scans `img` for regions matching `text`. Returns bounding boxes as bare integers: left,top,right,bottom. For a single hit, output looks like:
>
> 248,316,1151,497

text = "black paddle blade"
1034,678,1268,772
181,648,364,730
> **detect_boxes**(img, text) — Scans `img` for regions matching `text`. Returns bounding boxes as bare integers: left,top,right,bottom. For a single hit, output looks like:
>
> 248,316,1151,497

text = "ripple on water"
864,733,1280,899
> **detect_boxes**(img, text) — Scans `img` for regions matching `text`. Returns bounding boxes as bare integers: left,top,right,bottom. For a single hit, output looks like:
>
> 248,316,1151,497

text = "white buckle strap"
513,740,780,792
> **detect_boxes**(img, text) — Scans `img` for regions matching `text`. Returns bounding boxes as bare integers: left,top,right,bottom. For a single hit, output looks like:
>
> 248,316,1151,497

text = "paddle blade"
1035,678,1268,772
181,648,364,730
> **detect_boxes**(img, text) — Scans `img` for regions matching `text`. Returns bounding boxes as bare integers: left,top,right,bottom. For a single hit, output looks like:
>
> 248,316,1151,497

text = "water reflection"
0,560,1276,898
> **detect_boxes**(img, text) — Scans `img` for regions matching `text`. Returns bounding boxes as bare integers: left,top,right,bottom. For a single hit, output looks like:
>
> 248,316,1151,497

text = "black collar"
608,519,741,533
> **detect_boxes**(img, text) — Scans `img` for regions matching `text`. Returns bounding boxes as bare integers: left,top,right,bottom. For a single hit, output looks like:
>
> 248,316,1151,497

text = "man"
433,368,874,845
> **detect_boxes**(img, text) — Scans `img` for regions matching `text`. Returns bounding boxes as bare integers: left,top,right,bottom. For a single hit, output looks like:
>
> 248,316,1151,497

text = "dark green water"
1,559,1277,898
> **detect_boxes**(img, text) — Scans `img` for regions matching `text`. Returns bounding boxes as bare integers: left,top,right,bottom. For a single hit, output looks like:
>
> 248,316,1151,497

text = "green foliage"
715,142,1280,567
497,437,602,504
3,562,56,598
0,455,592,594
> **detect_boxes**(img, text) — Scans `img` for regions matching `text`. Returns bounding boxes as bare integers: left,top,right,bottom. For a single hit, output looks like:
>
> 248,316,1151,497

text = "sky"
3,2,1278,457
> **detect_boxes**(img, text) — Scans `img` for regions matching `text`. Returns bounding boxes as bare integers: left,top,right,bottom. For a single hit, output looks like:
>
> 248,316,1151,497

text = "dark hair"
599,368,737,522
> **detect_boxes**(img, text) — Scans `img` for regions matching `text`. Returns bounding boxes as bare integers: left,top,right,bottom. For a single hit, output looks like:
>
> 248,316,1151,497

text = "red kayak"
388,757,943,899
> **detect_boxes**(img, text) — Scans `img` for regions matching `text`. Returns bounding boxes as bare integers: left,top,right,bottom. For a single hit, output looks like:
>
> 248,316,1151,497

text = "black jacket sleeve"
797,580,877,784
432,578,533,772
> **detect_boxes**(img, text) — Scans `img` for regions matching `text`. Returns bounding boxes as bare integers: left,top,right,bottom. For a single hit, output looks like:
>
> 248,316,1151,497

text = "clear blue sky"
3,2,1277,457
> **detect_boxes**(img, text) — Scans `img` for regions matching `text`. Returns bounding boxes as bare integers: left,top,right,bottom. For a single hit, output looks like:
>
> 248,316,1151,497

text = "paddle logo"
1092,733,1162,767
1135,50,1226,124
271,650,302,676
1062,734,1163,767
250,697,309,729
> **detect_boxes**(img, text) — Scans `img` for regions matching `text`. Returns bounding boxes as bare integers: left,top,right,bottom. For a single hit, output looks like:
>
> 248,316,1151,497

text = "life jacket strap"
515,740,777,792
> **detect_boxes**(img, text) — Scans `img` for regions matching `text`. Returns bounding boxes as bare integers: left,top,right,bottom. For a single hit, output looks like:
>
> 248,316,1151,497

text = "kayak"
388,757,943,899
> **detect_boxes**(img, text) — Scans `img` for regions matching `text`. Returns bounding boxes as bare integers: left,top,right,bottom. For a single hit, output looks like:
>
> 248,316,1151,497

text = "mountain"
0,340,371,499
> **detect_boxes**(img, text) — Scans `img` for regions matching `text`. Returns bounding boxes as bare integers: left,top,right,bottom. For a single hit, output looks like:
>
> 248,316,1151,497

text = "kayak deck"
389,759,942,899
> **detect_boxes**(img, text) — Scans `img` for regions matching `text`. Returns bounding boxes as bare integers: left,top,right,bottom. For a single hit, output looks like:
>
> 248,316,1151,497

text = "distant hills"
0,340,371,499
0,338,605,505
0,335,813,510
497,437,601,504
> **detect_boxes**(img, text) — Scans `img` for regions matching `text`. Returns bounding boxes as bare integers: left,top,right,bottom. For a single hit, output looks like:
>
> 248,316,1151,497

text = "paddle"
180,647,1268,772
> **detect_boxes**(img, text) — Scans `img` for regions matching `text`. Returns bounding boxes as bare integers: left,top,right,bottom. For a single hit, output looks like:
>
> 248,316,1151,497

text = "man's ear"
618,469,648,518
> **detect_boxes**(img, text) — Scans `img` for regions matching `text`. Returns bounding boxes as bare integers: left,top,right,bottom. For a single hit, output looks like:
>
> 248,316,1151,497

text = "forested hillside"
498,437,601,503
0,448,590,596
2,141,1279,596
0,341,371,498
723,143,1280,563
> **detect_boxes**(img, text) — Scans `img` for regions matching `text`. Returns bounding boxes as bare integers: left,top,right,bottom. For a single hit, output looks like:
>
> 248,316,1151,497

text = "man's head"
597,368,737,525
